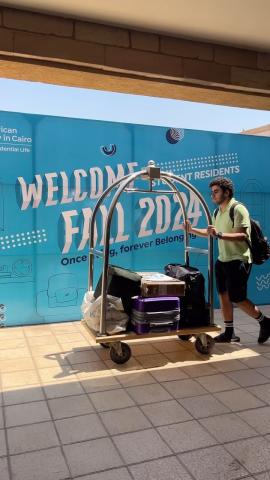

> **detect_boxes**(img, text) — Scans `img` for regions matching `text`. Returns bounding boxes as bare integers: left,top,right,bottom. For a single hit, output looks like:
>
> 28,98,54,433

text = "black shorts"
215,259,252,303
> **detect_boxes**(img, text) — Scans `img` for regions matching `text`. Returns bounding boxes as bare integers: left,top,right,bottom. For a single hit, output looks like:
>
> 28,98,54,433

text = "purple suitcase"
132,296,180,312
131,296,180,334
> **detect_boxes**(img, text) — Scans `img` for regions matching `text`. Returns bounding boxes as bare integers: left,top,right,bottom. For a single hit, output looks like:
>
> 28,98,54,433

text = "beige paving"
0,308,269,479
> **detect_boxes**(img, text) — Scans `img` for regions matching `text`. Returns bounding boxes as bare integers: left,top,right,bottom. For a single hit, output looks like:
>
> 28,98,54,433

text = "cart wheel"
195,334,214,355
110,342,131,364
178,335,192,341
100,343,110,349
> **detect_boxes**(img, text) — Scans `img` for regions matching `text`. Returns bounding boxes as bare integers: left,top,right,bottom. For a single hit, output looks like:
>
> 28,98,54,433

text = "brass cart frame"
84,161,221,363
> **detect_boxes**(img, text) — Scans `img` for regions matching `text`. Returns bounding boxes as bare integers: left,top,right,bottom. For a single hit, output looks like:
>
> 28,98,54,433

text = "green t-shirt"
212,197,252,263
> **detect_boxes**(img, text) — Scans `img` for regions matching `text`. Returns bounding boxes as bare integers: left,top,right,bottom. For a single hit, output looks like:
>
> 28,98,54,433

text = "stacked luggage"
93,265,209,335
131,273,184,334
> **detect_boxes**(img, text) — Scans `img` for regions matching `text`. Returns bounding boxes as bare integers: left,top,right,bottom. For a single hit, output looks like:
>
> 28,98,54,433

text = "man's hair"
209,177,234,199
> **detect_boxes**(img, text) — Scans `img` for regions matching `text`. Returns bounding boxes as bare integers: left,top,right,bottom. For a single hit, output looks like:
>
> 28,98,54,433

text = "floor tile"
179,394,230,418
126,383,172,405
158,420,217,453
7,421,59,454
210,359,248,373
0,348,31,360
0,429,7,457
30,345,62,357
49,394,94,419
141,399,192,426
254,474,270,480
240,356,270,369
3,386,45,406
248,384,270,404
200,413,257,442
100,406,151,435
239,407,270,435
161,378,208,398
113,429,171,464
135,354,168,369
0,357,35,372
179,444,248,480
214,388,266,411
181,363,217,377
38,366,76,384
33,355,68,369
55,414,106,444
116,371,156,387
1,370,40,389
150,367,188,382
5,401,51,427
153,339,186,353
10,447,69,480
74,361,109,380
24,327,53,337
225,437,270,474
131,343,159,356
65,349,100,365
80,376,121,393
0,339,27,350
227,370,269,387
256,367,270,380
74,467,132,480
0,409,4,429
26,335,56,346
44,380,84,399
63,438,122,476
0,457,9,480
89,389,135,412
130,456,193,480
196,373,239,393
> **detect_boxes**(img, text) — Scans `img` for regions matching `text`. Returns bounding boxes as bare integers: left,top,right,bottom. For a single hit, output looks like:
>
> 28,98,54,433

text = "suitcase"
131,296,180,334
164,264,209,327
141,279,185,297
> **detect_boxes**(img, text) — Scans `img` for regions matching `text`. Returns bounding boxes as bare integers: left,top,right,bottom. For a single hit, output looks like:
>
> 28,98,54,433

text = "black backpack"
214,202,270,266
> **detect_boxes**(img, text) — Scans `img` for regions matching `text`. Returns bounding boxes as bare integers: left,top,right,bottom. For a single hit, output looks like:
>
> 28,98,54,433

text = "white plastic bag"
81,290,129,335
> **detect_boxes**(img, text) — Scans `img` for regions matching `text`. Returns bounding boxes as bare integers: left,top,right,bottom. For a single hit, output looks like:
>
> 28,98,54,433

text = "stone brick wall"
0,7,270,92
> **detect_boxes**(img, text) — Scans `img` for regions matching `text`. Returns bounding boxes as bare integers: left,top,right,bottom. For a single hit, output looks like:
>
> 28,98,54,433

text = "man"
184,177,270,343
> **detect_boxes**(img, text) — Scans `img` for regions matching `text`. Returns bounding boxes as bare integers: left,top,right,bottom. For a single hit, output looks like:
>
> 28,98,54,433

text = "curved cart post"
160,176,189,266
161,172,214,324
88,172,144,291
99,170,148,335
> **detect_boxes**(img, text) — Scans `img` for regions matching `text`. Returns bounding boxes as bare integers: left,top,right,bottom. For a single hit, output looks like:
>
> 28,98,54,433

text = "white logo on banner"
256,273,270,291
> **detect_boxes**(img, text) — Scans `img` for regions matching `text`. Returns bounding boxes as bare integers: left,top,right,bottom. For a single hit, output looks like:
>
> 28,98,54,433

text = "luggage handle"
150,321,174,327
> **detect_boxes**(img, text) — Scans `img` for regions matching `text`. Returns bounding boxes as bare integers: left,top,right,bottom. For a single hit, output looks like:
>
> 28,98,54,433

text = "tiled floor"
1,307,270,479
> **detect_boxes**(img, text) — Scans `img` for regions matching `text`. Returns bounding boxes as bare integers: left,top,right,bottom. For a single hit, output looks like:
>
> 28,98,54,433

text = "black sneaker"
214,332,241,343
258,318,270,344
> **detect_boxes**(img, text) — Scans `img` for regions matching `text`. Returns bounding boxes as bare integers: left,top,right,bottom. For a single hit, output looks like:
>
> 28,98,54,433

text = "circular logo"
100,144,117,156
166,128,184,144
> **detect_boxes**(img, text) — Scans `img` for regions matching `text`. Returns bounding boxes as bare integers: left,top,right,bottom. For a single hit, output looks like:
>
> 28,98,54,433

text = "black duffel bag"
164,264,209,327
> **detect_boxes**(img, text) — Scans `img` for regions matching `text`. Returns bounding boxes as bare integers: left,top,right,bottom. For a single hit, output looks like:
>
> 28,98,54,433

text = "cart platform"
82,320,222,363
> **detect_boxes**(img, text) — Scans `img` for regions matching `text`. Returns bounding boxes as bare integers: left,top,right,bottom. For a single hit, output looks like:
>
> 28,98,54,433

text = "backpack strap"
229,201,242,227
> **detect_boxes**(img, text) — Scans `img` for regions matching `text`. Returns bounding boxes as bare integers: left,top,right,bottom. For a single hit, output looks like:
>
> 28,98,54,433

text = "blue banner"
0,111,270,326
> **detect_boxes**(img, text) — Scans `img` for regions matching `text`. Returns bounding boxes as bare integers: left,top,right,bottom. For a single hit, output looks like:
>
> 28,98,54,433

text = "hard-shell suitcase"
131,296,180,334
132,296,180,313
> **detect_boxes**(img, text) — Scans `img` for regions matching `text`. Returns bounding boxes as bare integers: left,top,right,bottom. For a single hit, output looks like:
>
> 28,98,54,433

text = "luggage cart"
84,161,221,364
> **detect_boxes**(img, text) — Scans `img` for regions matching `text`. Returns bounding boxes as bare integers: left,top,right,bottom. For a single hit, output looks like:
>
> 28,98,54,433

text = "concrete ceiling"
2,0,270,51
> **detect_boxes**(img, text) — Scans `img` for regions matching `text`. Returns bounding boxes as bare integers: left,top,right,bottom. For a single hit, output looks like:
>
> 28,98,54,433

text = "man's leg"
236,298,270,344
215,291,240,343
214,260,240,343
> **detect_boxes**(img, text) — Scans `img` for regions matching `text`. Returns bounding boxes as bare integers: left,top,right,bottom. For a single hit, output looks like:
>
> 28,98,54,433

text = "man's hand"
207,225,218,237
183,220,192,232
